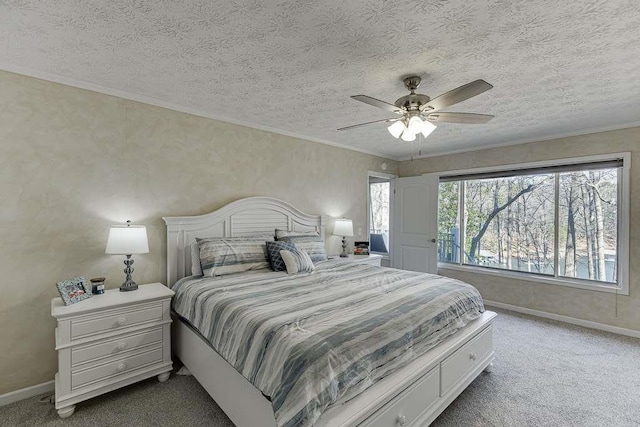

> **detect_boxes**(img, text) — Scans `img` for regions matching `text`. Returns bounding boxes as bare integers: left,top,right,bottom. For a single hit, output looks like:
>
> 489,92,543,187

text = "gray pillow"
196,233,275,277
275,229,319,240
277,235,328,263
191,240,203,276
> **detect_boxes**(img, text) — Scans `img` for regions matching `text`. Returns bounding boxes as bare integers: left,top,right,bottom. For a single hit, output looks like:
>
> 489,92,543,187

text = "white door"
392,175,439,273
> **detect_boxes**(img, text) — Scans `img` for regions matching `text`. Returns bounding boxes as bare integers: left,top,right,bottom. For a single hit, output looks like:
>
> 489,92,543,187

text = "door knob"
430,238,436,243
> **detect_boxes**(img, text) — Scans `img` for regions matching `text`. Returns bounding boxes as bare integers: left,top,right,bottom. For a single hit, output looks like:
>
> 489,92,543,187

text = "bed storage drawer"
71,302,163,339
440,326,493,395
366,366,440,427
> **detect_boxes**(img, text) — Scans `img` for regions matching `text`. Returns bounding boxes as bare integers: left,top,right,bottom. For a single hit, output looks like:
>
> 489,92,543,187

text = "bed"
163,197,496,427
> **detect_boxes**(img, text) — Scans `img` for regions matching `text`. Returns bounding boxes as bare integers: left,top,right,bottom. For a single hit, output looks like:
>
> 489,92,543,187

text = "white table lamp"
106,220,149,292
333,218,354,258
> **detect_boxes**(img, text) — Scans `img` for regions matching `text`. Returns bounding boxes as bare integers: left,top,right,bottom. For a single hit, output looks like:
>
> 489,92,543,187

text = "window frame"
367,171,396,260
433,152,630,295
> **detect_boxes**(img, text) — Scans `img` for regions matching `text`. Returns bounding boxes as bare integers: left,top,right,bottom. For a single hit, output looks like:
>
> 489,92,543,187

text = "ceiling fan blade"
351,95,404,114
337,117,400,131
426,112,494,124
422,80,493,112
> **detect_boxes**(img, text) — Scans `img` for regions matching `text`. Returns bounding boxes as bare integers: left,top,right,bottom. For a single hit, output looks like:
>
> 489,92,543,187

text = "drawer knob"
116,317,127,326
469,353,477,361
117,363,127,372
116,342,127,351
397,415,407,426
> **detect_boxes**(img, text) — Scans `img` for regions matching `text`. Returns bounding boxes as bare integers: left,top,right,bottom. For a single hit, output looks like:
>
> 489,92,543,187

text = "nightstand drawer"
72,327,163,366
71,302,163,339
72,346,163,389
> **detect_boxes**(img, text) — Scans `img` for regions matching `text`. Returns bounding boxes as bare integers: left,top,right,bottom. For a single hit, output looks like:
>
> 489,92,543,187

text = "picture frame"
56,276,92,306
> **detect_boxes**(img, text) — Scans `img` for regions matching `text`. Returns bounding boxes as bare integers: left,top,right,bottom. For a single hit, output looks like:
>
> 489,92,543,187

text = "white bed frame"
163,197,496,427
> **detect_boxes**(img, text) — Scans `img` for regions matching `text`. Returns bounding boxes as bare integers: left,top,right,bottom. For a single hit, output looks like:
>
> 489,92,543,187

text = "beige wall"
399,127,640,332
0,71,397,394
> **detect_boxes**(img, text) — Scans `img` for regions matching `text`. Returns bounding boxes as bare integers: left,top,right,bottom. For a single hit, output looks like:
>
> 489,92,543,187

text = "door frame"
366,171,397,266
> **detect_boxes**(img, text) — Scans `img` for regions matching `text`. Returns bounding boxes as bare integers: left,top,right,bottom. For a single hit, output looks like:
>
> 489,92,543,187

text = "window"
368,175,392,255
437,155,628,292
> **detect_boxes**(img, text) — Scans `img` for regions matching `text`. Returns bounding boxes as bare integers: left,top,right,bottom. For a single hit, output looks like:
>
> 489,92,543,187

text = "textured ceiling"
2,0,640,160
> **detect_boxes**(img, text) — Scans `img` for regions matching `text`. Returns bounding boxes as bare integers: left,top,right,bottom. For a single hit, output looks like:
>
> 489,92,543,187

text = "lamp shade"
407,116,424,134
387,120,406,138
106,223,149,255
333,218,353,237
400,129,416,142
420,120,437,137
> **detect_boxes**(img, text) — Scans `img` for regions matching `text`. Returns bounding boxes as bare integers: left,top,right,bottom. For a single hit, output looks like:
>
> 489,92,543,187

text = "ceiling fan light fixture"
407,115,424,134
400,129,416,142
340,77,493,146
420,120,437,137
387,120,406,138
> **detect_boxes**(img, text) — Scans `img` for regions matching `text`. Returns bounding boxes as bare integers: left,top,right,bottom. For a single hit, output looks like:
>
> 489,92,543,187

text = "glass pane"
438,182,460,263
558,169,618,283
463,174,555,275
369,181,390,253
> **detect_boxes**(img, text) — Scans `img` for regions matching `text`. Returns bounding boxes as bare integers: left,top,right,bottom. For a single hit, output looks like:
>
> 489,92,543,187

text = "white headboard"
162,197,325,286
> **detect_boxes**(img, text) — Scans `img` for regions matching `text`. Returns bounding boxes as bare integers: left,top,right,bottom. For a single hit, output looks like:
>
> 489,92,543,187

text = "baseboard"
484,300,640,339
0,380,54,407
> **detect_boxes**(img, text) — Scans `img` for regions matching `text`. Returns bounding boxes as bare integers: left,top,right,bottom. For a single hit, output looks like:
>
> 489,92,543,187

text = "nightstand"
51,283,174,418
344,254,383,266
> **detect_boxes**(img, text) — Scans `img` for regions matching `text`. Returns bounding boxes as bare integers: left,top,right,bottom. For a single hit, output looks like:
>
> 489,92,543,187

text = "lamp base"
340,237,348,257
119,255,139,292
119,280,138,292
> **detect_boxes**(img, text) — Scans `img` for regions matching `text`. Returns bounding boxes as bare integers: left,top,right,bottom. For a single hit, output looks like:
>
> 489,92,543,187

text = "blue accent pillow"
266,240,296,271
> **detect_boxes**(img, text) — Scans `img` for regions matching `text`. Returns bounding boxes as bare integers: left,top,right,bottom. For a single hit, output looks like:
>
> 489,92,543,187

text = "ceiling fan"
338,76,494,142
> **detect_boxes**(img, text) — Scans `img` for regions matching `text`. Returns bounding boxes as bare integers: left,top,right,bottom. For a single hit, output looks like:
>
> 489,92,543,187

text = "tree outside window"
438,167,619,285
369,181,390,254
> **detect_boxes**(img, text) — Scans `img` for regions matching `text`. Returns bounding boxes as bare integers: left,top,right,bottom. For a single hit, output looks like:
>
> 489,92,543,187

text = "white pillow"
280,249,315,275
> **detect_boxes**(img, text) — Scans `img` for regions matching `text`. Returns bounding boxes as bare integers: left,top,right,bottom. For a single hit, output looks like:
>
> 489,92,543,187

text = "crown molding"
396,121,640,162
0,64,400,161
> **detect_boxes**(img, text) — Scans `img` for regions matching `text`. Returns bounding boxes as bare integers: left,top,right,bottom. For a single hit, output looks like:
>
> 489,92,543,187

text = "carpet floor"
1,308,639,426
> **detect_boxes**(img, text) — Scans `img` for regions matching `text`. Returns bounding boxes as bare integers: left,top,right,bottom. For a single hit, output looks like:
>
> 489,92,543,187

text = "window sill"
437,263,628,296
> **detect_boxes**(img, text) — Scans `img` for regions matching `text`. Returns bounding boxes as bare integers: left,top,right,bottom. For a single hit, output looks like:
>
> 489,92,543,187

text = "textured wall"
399,127,640,332
0,71,397,394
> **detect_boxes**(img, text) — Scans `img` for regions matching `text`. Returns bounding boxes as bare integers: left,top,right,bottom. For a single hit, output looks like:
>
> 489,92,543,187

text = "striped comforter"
172,260,484,427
